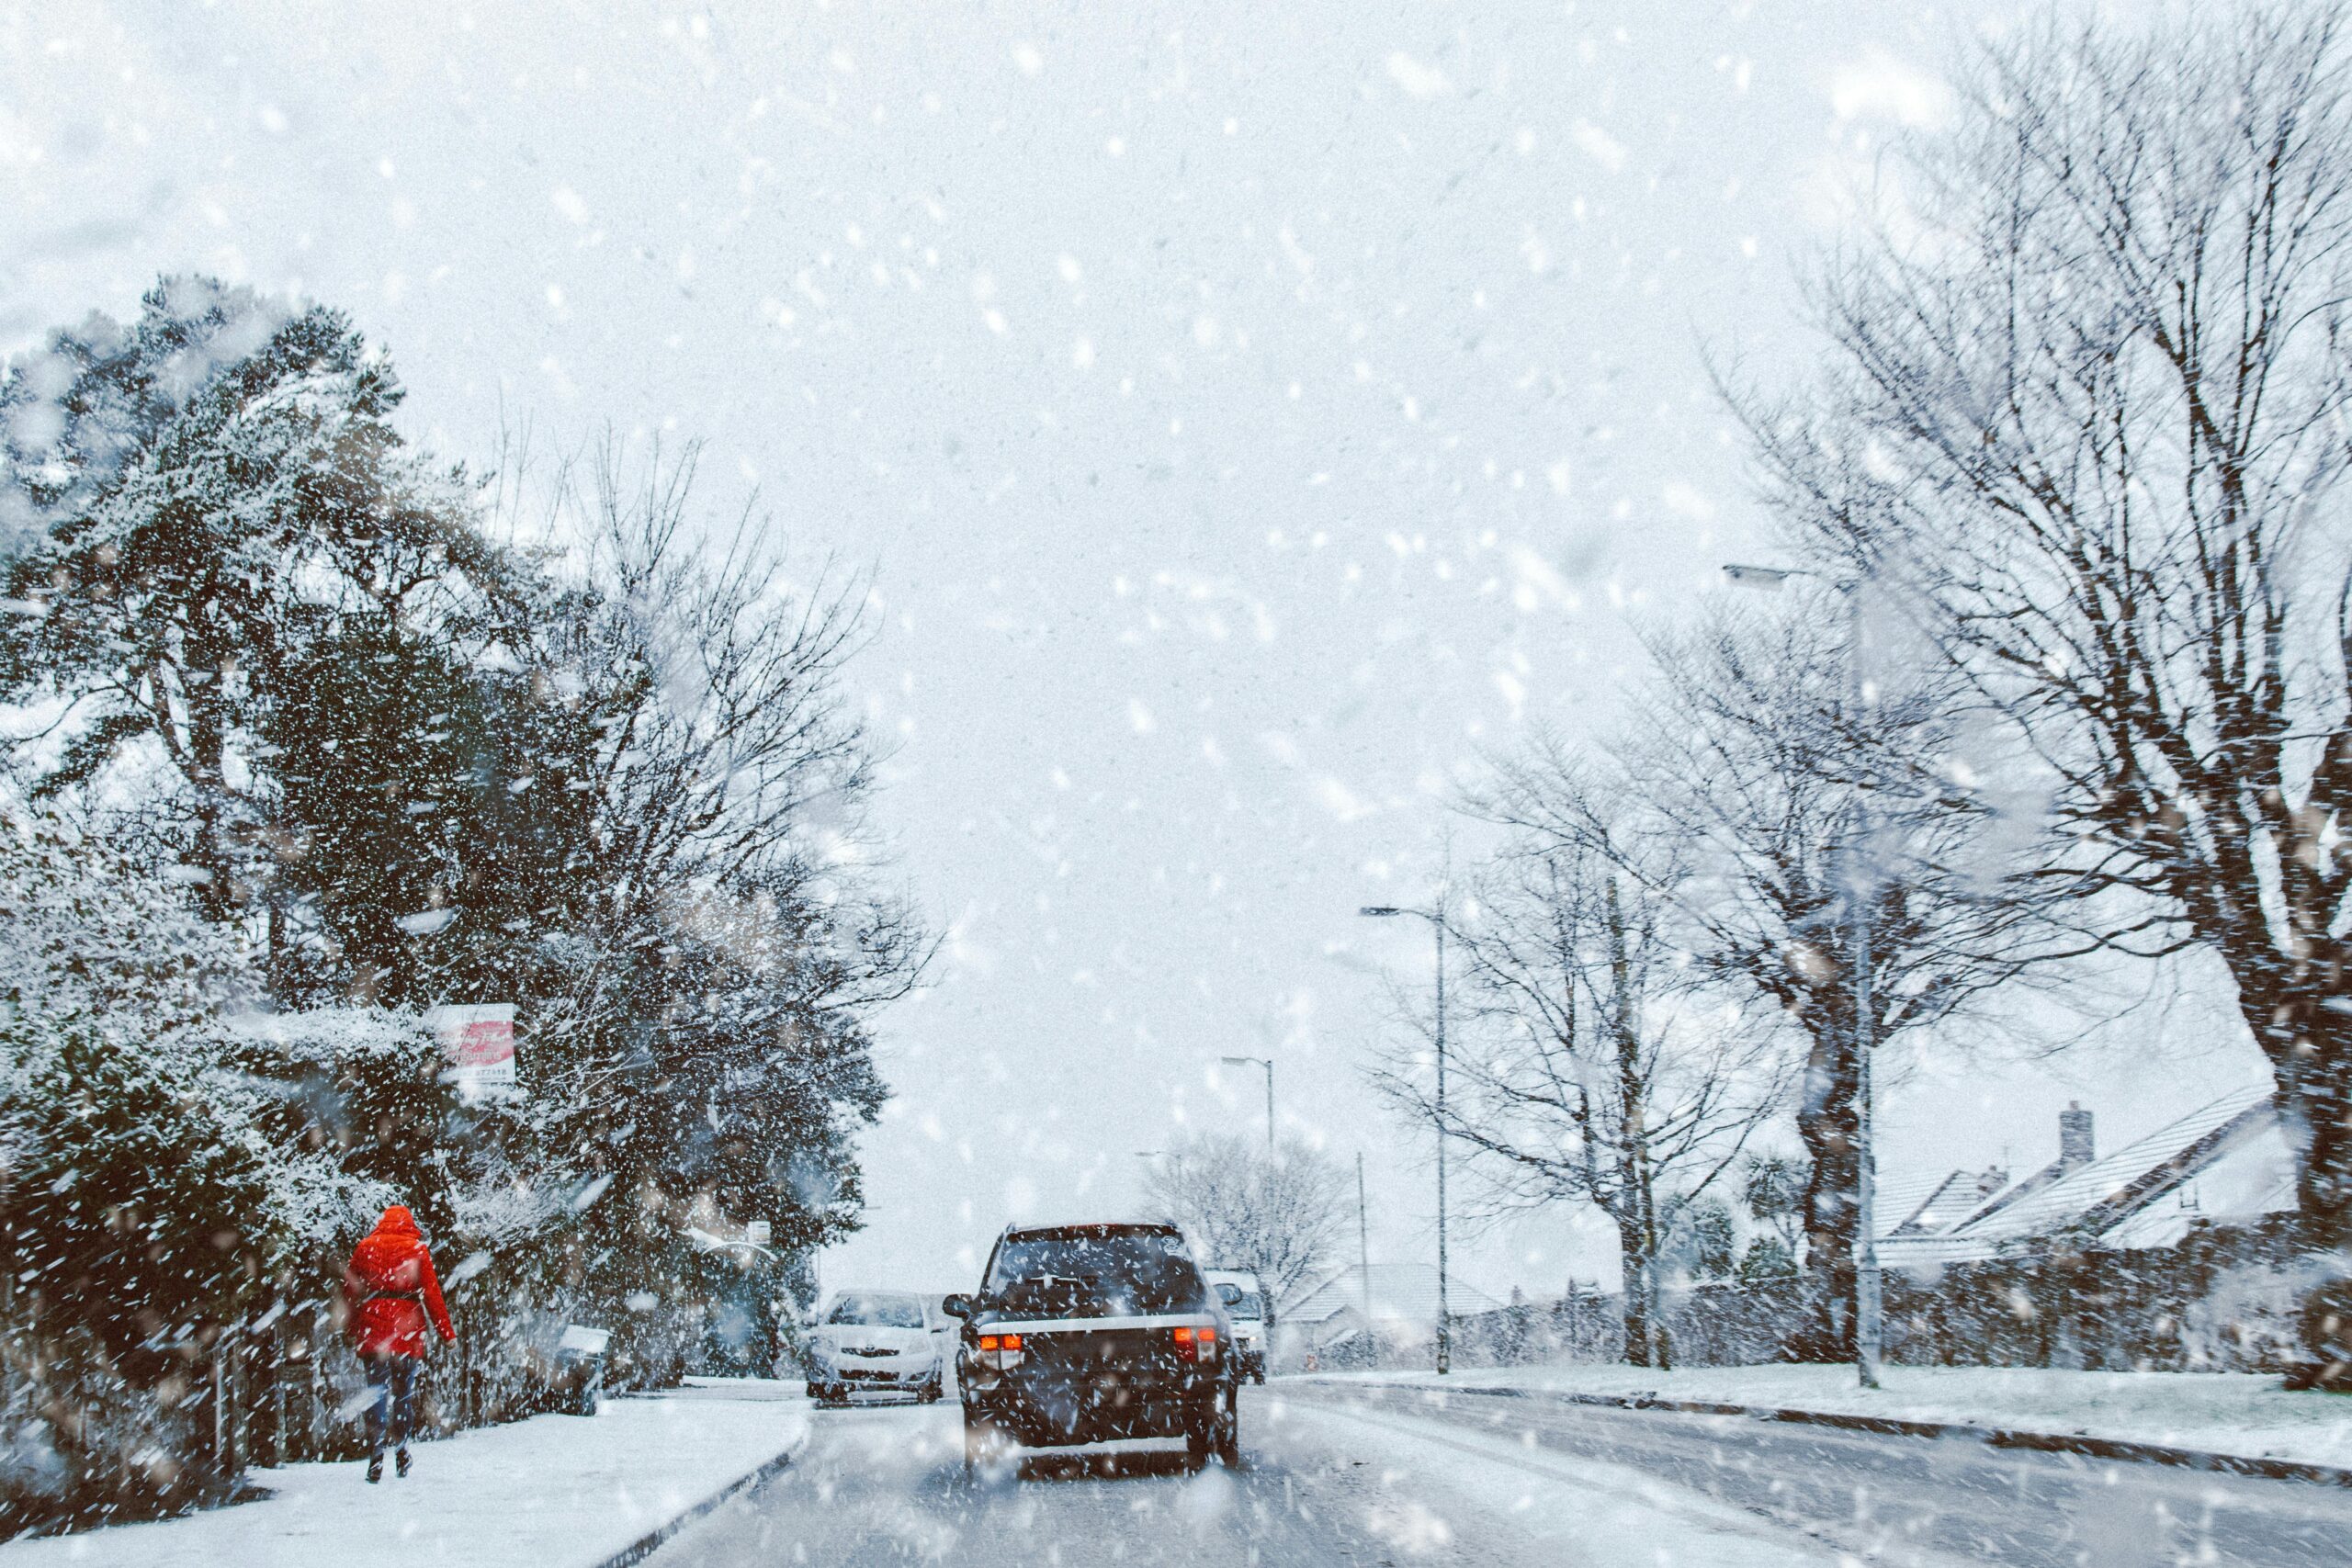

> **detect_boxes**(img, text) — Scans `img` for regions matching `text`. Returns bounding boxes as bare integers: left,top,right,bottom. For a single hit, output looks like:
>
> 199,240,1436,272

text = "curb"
586,1417,809,1568
1296,1377,2352,1490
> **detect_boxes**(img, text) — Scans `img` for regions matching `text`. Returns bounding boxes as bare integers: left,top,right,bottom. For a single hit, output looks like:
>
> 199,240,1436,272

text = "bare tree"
1375,814,1788,1369
1141,1131,1350,1331
1738,5,2352,1373
1603,602,2081,1358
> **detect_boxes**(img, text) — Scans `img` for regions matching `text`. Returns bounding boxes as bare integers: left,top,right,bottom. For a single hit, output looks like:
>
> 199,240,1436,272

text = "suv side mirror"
941,1293,974,1319
1216,1282,1243,1306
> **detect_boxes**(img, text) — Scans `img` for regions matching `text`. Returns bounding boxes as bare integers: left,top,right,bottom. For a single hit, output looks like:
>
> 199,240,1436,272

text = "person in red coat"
343,1205,457,1483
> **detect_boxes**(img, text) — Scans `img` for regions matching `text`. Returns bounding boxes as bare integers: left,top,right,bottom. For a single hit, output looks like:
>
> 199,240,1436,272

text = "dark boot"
367,1454,383,1484
395,1447,412,1478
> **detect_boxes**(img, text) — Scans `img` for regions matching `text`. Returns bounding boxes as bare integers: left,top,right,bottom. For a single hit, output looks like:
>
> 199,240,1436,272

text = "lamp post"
1359,899,1451,1375
1220,1056,1276,1155
1356,1150,1376,1368
1722,560,1882,1391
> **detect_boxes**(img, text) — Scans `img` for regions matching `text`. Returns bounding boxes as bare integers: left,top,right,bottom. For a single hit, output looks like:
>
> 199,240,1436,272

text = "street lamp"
1220,1056,1275,1155
1359,900,1452,1376
1356,1150,1376,1369
1722,559,1882,1391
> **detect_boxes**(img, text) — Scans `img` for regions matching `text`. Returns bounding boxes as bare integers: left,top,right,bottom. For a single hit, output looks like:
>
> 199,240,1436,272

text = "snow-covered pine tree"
0,274,516,931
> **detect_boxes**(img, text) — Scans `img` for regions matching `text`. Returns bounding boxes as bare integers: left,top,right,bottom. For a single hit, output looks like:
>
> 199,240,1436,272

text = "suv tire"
963,1409,1012,1473
1213,1383,1241,1467
1182,1414,1212,1472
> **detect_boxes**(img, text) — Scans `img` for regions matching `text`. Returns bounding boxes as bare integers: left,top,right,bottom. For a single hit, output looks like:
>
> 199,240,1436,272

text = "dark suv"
944,1222,1240,1472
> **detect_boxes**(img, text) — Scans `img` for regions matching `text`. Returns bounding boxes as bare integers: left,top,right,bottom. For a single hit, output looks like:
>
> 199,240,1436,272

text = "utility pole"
1845,584,1883,1391
1433,908,1450,1375
1359,890,1452,1375
1356,1150,1374,1367
1220,1055,1275,1156
1724,561,1883,1390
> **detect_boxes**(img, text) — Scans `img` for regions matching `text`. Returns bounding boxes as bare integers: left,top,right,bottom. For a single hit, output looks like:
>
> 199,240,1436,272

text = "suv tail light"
1172,1325,1217,1363
975,1332,1025,1371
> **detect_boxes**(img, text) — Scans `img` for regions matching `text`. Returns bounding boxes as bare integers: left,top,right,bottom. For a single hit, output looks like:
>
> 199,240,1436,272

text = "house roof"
1885,1167,2011,1238
1283,1263,1504,1326
1880,1085,2280,1266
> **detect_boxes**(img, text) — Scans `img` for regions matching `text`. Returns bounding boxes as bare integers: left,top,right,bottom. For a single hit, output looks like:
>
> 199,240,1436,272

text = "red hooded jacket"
343,1206,456,1359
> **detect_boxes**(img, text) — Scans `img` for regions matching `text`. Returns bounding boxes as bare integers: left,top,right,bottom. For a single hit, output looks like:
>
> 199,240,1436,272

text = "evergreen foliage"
0,276,924,1531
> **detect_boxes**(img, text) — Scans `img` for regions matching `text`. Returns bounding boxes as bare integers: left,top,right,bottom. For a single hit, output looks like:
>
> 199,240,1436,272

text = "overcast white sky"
1,0,2262,1302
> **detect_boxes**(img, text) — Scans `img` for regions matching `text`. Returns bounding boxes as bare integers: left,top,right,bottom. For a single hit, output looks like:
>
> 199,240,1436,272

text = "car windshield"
984,1227,1205,1317
826,1293,925,1329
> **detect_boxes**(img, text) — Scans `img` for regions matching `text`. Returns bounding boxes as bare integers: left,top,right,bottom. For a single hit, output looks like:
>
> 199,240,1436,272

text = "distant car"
945,1222,1240,1472
1203,1269,1268,1383
804,1290,947,1404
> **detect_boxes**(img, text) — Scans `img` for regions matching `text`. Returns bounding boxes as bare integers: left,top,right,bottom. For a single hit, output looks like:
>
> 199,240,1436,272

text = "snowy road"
644,1382,2352,1567
1292,1382,2352,1567
646,1385,1822,1567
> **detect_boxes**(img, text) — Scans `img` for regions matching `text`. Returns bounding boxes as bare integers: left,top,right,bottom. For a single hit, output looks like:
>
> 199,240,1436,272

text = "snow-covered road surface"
646,1382,2352,1567
648,1385,1830,1567
1316,1363,2352,1471
1295,1382,2352,1566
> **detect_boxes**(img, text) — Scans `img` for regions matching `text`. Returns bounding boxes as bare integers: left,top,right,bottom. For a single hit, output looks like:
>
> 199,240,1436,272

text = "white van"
1202,1269,1268,1382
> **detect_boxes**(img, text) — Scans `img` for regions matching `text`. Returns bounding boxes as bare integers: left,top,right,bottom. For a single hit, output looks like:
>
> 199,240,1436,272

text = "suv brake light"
1172,1325,1217,1362
974,1332,1024,1371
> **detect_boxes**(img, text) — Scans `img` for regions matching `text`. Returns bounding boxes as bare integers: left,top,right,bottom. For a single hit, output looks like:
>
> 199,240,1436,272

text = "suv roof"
1001,1221,1182,1241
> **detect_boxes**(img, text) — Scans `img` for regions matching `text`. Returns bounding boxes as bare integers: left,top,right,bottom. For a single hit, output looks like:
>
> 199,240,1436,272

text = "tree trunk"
1615,1220,1657,1368
1786,1016,1860,1363
2264,984,2352,1253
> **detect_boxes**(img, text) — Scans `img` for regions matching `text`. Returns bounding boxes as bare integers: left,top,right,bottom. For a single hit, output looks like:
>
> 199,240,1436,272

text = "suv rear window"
984,1226,1207,1317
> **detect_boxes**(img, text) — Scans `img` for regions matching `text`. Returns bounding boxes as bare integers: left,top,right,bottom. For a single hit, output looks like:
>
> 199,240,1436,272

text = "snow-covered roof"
1881,1086,2283,1266
1884,1167,2011,1239
1283,1263,1504,1327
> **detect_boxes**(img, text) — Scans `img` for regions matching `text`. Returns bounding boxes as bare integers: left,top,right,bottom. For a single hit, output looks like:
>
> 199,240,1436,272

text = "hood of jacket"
369,1205,423,1241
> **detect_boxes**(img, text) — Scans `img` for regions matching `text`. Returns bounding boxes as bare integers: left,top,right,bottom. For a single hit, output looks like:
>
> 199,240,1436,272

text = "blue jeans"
363,1354,421,1457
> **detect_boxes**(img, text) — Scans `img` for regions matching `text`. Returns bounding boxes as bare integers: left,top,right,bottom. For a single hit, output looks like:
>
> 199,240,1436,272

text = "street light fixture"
1219,1056,1275,1154
1358,900,1452,1376
1722,559,1883,1392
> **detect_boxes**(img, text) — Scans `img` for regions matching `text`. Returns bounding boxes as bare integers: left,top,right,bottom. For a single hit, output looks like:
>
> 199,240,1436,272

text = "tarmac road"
643,1381,2352,1567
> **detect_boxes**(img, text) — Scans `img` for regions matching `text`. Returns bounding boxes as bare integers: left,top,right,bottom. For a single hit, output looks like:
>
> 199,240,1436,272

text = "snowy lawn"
1309,1362,2352,1469
0,1377,808,1568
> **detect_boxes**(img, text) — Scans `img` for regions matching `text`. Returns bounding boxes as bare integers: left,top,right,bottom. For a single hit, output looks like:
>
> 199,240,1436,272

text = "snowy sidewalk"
1306,1362,2352,1472
2,1377,809,1568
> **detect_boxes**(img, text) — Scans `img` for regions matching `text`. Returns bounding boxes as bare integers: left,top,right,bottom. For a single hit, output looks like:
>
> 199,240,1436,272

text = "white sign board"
746,1220,772,1246
425,1003,517,1100
558,1324,611,1356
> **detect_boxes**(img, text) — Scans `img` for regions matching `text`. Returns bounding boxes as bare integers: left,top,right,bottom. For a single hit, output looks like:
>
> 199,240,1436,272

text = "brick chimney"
2059,1102,2095,1172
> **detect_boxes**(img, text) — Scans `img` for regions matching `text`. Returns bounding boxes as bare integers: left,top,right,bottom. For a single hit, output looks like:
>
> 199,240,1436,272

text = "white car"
804,1290,950,1404
1203,1269,1268,1383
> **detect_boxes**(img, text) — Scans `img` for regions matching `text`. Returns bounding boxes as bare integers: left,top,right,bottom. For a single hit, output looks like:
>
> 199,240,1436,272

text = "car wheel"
1182,1406,1215,1472
1214,1384,1241,1468
918,1376,943,1404
963,1409,1012,1473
